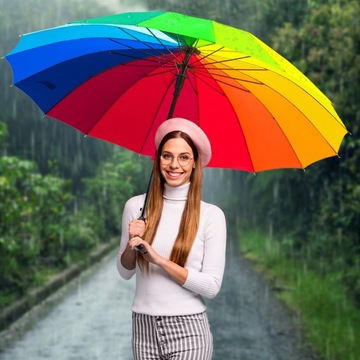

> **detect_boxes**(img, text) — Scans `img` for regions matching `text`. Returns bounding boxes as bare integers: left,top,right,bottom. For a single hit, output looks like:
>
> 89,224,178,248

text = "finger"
135,244,144,251
129,238,146,252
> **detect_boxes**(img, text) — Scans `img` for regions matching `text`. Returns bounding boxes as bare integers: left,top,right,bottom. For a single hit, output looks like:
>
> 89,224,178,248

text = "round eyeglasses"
160,153,194,167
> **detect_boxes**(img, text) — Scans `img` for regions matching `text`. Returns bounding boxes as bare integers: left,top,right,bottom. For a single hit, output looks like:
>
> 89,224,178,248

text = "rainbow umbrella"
5,11,348,172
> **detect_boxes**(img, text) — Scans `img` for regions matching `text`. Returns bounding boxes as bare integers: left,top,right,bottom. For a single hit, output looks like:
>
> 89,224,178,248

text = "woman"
117,117,227,359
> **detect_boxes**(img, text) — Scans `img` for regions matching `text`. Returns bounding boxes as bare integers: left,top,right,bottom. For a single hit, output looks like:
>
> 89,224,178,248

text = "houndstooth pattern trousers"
132,312,213,359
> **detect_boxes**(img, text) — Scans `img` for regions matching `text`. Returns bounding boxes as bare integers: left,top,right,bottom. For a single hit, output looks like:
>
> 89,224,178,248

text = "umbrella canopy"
5,11,348,172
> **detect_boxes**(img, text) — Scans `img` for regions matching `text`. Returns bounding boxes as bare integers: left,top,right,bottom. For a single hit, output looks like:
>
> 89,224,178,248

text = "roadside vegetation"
0,121,149,309
239,231,360,360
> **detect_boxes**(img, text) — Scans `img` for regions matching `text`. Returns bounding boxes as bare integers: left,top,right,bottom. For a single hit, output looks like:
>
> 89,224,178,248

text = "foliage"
0,149,73,293
0,120,147,304
264,0,360,304
81,149,149,240
0,122,8,147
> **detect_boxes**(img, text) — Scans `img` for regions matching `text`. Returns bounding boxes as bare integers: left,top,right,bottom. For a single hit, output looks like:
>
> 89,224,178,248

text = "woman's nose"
169,157,180,167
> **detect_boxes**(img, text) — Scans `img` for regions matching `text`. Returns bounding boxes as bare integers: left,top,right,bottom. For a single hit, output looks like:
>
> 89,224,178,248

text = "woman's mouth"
167,171,183,178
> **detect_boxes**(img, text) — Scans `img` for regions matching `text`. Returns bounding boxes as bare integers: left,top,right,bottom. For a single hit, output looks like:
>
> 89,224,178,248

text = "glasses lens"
178,156,190,166
161,154,192,166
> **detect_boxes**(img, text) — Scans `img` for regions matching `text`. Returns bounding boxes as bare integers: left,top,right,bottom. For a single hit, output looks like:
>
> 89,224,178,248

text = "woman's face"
160,137,195,187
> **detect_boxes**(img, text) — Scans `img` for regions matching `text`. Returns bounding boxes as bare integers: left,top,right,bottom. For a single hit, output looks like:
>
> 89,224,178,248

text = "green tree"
81,149,150,239
0,137,73,293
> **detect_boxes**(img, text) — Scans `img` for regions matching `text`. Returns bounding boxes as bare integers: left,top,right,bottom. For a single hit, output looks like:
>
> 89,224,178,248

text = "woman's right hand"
129,219,146,239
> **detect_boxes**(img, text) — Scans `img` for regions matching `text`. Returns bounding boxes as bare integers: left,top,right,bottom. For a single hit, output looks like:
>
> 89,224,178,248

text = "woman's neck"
163,182,190,201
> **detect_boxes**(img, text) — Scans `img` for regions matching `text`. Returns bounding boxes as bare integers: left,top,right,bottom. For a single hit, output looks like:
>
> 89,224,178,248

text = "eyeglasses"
160,153,194,167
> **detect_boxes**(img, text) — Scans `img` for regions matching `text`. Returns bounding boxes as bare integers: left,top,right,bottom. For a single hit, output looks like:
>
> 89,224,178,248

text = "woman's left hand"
128,237,187,285
128,237,163,265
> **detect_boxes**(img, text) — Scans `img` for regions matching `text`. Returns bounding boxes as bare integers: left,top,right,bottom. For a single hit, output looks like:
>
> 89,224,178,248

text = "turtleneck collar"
163,182,190,201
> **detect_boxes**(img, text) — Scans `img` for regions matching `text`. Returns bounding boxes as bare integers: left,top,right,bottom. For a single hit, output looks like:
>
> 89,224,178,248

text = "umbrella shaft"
168,48,194,119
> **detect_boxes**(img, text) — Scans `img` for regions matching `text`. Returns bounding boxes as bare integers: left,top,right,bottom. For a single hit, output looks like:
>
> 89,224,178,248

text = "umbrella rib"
202,66,267,71
188,45,226,65
109,27,180,62
109,49,170,64
139,77,177,154
109,39,175,64
192,66,264,86
194,71,251,94
189,44,253,68
145,28,183,59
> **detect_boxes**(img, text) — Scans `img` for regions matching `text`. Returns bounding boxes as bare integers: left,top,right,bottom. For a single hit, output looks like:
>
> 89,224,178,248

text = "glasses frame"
160,153,194,167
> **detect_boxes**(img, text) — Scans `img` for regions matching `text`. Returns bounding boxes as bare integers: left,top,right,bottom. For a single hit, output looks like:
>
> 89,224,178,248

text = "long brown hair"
138,131,203,271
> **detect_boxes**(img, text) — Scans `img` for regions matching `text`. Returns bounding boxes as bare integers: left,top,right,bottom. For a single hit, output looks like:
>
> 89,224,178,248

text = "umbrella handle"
134,171,153,252
135,244,144,251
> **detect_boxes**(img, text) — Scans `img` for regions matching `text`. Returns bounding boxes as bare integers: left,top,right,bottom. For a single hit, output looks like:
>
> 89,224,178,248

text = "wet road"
207,241,317,360
0,253,134,360
0,245,317,360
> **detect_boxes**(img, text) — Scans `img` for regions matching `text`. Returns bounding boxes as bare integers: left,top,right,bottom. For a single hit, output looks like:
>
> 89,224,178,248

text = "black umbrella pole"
138,170,153,221
168,73,186,119
168,47,194,119
134,171,153,252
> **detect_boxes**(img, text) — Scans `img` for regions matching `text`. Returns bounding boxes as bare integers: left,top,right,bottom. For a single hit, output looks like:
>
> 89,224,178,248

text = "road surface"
0,245,319,359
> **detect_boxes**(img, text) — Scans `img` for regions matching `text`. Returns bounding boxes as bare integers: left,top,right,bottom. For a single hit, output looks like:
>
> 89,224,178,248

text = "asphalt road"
0,245,319,360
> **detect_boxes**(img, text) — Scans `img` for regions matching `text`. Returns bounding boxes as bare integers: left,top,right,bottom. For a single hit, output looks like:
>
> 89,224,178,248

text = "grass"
240,230,360,360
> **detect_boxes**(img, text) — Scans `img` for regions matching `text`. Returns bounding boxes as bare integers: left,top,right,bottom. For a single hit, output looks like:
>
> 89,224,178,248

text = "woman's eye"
163,154,172,160
180,155,190,161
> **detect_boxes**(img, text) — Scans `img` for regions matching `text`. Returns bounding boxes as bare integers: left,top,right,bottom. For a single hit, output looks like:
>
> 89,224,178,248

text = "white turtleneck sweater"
116,182,227,316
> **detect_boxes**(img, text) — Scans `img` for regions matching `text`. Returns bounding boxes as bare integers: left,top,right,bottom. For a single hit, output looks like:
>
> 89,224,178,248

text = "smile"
167,171,183,178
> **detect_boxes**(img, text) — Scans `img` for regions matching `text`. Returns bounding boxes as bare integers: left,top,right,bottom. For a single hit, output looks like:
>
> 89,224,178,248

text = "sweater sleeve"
116,195,144,280
183,205,227,299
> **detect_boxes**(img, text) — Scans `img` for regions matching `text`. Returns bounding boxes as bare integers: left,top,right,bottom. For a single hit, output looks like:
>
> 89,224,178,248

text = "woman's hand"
129,219,146,238
128,236,164,266
120,219,147,271
128,236,188,285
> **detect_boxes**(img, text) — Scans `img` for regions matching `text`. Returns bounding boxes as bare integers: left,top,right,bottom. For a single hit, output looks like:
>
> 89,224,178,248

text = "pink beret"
155,118,212,167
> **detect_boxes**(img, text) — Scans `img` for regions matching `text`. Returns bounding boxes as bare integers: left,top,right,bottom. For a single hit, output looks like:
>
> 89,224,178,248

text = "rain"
0,0,359,360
